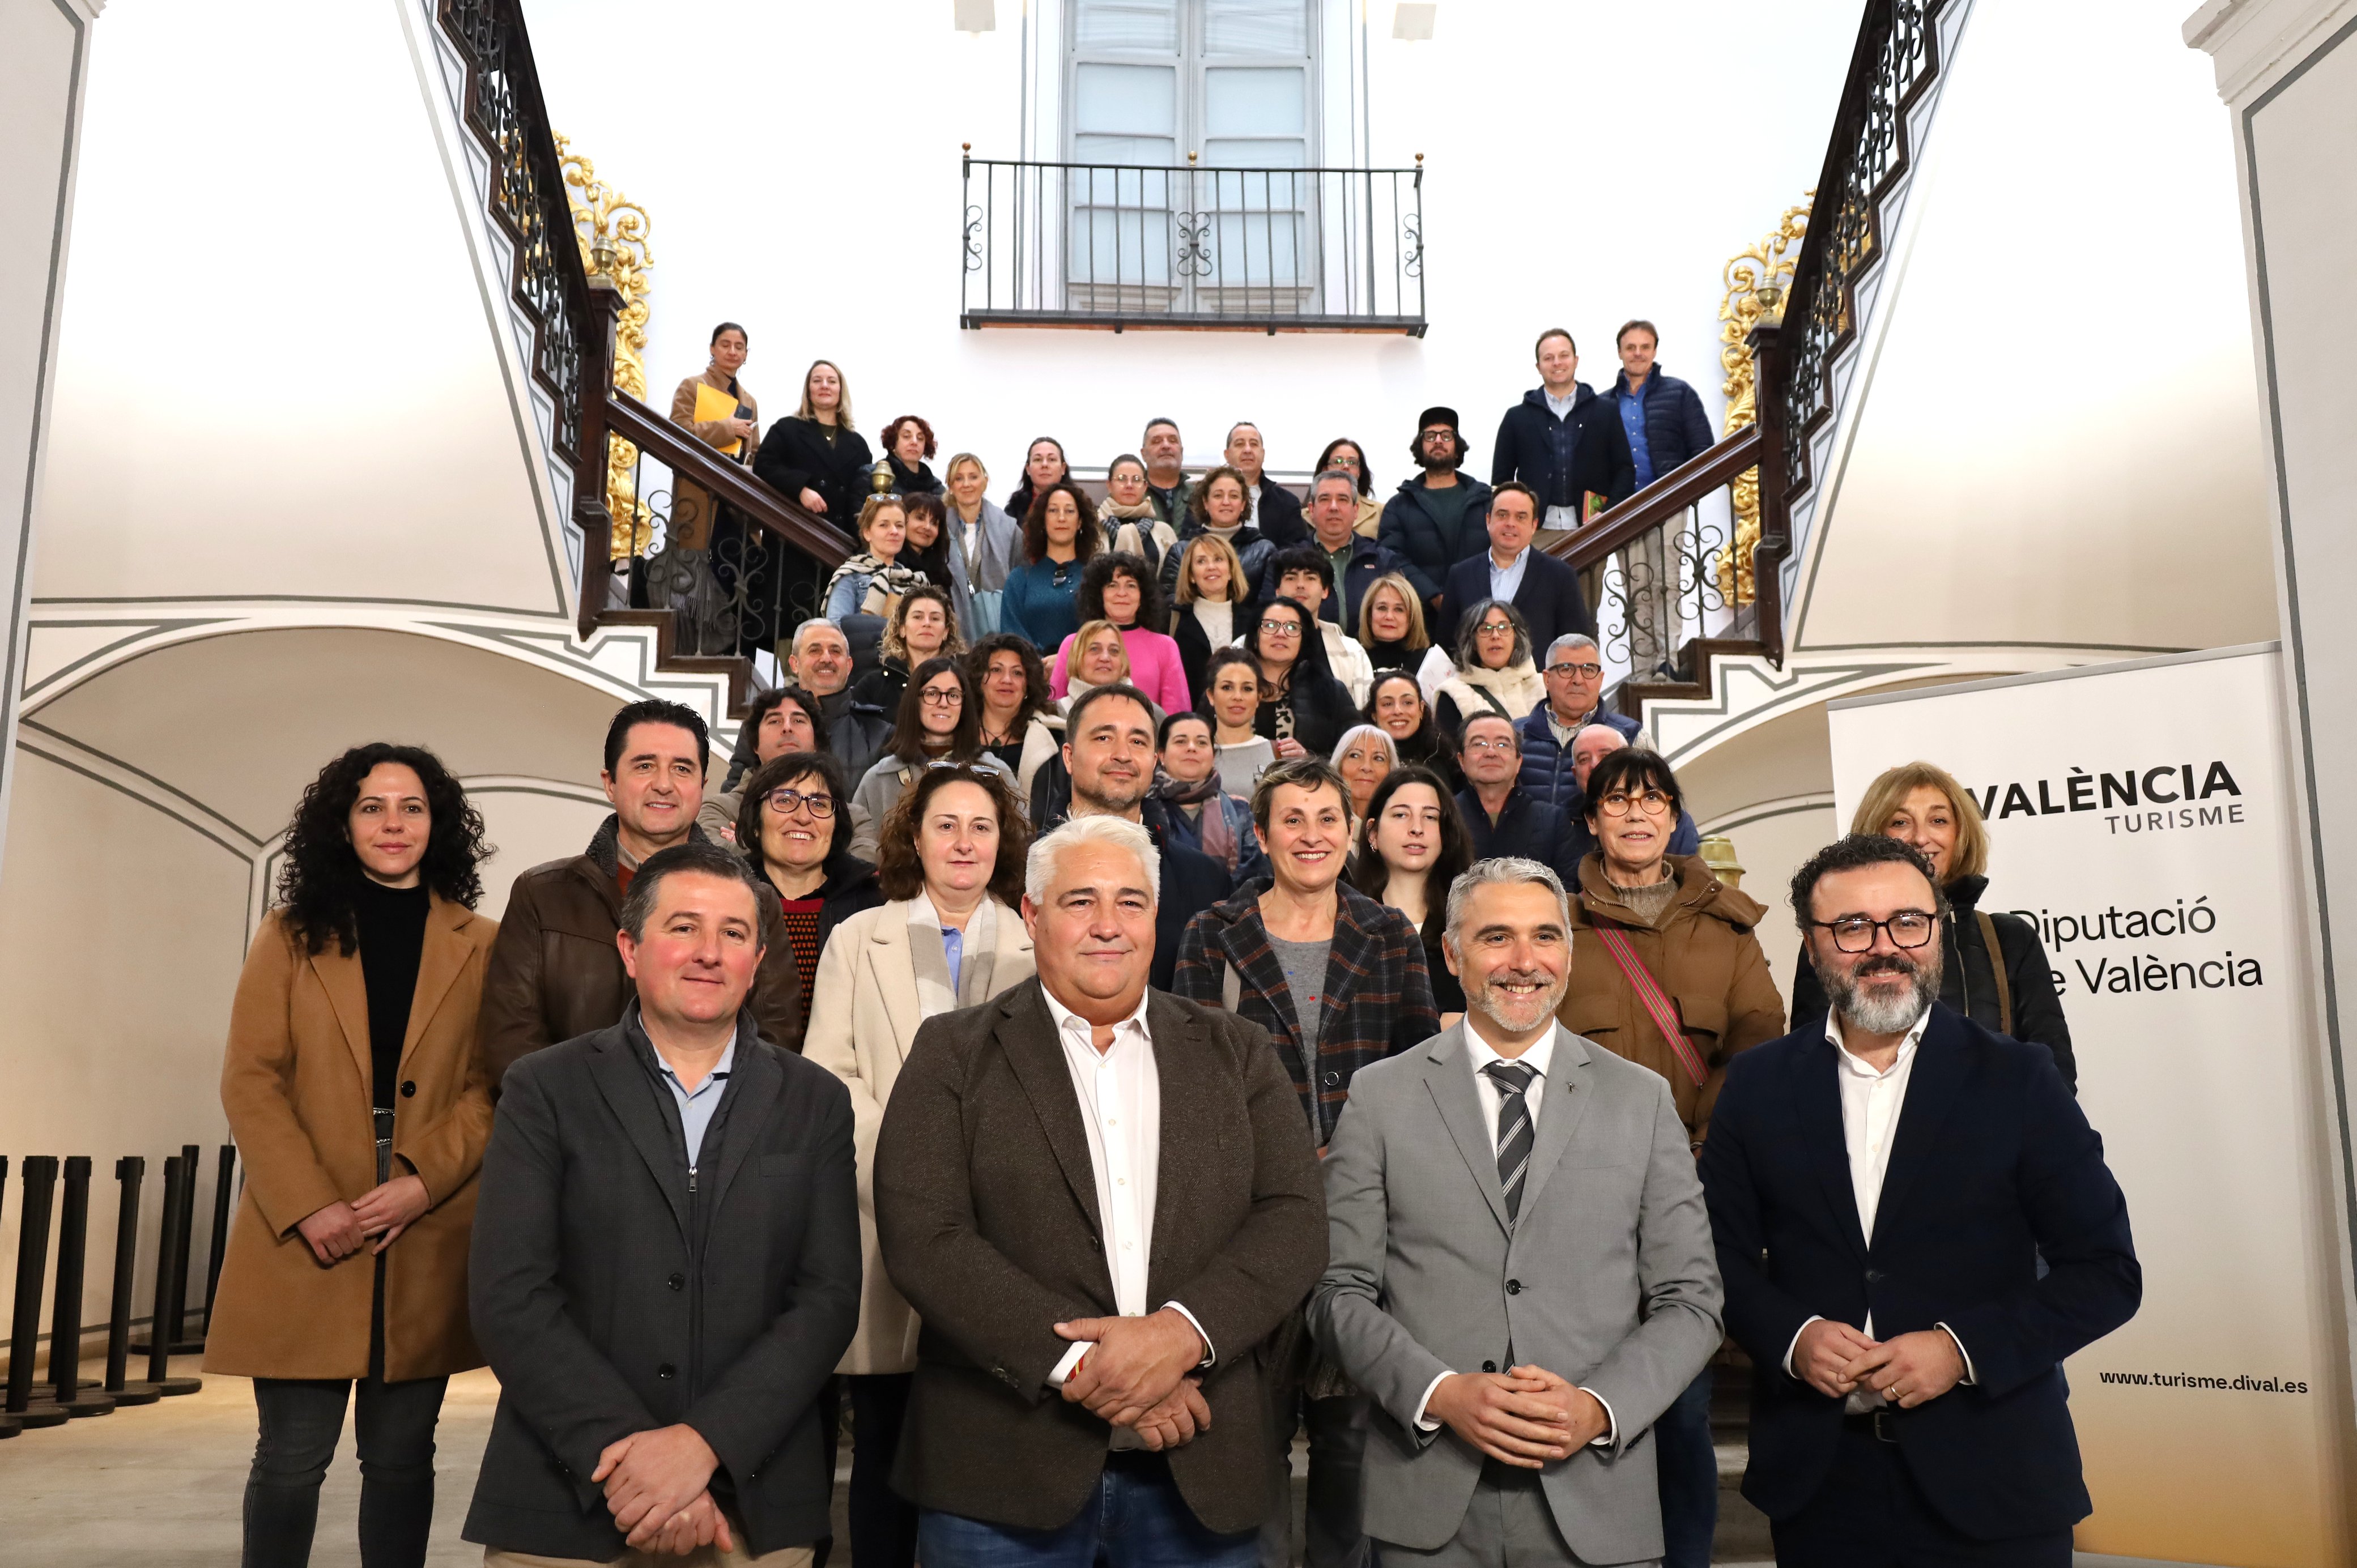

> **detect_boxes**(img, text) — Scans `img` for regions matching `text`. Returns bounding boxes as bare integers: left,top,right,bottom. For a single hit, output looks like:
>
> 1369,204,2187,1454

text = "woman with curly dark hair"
803,763,1035,1568
207,743,497,1568
999,478,1102,654
1047,551,1187,714
968,633,1062,796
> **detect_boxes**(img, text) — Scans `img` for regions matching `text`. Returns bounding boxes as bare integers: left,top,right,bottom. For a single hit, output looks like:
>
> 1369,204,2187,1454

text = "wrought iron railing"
433,0,853,663
1548,0,1954,702
961,154,1426,333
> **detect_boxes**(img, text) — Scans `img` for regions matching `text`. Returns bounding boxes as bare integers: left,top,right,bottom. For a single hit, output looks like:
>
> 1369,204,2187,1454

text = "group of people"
207,636,2134,1568
192,248,2121,1568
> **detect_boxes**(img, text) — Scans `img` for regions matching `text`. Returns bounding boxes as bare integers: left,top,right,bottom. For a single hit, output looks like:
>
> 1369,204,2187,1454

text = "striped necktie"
1483,1060,1538,1223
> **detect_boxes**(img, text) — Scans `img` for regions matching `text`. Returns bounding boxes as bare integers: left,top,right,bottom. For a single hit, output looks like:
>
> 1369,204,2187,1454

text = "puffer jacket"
1556,853,1786,1145
1516,703,1640,808
1787,872,2077,1091
1377,474,1494,606
1606,366,1716,488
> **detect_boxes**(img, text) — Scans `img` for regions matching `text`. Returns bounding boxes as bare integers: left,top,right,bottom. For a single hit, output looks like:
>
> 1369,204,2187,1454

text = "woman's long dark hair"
1076,551,1166,632
1247,595,1335,695
1315,437,1373,497
275,743,488,955
1005,436,1070,518
1348,765,1473,941
890,655,983,765
873,763,1029,906
1020,479,1103,568
1363,670,1441,760
967,633,1052,734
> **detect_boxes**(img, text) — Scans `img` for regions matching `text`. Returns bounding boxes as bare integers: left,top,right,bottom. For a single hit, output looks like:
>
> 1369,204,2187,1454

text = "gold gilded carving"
556,133,657,560
1713,198,1808,605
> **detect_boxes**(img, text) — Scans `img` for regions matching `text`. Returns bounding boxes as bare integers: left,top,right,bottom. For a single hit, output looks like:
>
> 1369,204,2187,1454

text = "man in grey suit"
1309,857,1722,1567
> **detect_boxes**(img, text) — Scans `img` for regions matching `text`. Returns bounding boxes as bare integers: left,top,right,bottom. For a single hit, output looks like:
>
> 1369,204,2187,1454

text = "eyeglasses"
1258,620,1303,638
1475,621,1514,637
1463,736,1517,754
1546,661,1604,680
1809,912,1938,953
764,788,837,819
920,686,964,707
1597,789,1673,817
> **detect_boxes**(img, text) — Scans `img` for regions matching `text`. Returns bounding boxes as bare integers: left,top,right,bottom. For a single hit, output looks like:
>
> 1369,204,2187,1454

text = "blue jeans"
1654,1362,1718,1568
918,1452,1258,1568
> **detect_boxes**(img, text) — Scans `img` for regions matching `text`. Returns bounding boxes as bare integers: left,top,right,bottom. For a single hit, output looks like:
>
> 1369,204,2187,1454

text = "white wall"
522,0,1857,483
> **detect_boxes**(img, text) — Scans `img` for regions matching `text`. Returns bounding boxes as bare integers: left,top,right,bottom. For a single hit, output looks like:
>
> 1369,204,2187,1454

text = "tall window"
1064,1,1319,312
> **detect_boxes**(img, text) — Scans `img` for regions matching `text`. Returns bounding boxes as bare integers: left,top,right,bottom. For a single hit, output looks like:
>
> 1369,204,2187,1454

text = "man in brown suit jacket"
477,700,804,1086
874,813,1326,1567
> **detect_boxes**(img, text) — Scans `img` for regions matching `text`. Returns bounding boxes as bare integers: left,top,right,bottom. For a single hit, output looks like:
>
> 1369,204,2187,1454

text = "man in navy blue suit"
1437,483,1593,654
1700,834,2138,1566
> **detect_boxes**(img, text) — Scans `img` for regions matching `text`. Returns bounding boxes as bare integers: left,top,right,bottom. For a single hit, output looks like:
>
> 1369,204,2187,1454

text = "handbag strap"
1592,925,1708,1088
1973,909,2014,1037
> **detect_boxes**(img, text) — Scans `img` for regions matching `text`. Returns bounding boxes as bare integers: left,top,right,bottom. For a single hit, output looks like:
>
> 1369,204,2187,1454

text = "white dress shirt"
1413,1025,1617,1447
1040,986,1214,1394
1783,1008,1976,1409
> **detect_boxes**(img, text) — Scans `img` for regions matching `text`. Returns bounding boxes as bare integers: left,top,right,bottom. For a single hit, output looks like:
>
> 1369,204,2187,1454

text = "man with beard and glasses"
1308,859,1721,1567
1700,835,2140,1567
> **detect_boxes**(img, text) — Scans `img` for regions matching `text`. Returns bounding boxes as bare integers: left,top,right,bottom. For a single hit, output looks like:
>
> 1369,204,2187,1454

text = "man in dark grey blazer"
1311,857,1722,1567
466,842,860,1565
874,813,1328,1567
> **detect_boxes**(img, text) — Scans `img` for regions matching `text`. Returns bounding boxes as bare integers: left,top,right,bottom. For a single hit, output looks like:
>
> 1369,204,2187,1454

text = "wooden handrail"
1538,427,1762,570
602,392,860,565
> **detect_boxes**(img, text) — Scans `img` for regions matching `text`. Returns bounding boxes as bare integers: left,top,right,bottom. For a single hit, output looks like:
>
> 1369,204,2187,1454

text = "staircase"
1542,0,1959,735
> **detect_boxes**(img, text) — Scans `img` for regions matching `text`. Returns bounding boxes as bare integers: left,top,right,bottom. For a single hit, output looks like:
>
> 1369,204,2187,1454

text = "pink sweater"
1049,626,1192,715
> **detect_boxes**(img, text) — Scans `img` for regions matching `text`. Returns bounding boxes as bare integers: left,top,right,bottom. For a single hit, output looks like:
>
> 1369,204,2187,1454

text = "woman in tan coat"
208,743,497,1568
803,764,1034,1568
1552,743,1784,1568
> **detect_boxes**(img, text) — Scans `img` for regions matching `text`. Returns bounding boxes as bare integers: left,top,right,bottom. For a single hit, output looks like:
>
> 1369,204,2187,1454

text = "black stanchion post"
0,1159,18,1439
5,1156,67,1428
37,1158,113,1418
167,1142,199,1352
201,1143,235,1336
141,1156,200,1397
103,1157,159,1405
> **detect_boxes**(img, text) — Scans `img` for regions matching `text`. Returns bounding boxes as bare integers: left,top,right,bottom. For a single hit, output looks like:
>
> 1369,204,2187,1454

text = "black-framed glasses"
1598,789,1673,818
920,685,964,707
1808,912,1938,953
1546,661,1604,680
764,788,837,819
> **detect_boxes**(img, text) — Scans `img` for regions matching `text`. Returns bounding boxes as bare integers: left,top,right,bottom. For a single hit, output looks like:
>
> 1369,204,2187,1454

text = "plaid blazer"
1173,880,1439,1145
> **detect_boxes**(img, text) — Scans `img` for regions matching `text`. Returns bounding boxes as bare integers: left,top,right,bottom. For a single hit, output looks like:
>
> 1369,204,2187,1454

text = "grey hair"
1333,723,1399,770
1311,467,1358,496
1024,814,1161,907
1546,632,1599,663
792,618,843,652
1443,856,1572,947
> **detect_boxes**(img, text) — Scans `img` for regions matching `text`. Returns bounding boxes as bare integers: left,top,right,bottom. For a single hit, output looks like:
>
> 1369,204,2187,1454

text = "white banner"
1826,644,2351,1567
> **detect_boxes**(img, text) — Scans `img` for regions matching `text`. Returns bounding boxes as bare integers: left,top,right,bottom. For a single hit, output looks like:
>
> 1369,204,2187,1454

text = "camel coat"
1556,853,1786,1148
803,898,1034,1374
206,898,498,1382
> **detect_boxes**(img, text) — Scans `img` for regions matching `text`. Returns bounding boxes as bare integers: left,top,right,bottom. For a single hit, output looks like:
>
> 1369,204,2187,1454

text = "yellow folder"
694,382,744,456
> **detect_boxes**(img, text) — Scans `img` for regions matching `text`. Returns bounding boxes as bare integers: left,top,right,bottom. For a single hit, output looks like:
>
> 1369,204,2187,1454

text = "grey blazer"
1307,1023,1723,1562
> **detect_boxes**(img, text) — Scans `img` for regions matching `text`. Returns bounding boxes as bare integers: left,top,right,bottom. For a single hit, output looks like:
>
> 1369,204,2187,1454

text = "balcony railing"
960,154,1426,334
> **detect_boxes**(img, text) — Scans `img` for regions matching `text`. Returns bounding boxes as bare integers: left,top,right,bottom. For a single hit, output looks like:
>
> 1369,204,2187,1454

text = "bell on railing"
872,459,896,497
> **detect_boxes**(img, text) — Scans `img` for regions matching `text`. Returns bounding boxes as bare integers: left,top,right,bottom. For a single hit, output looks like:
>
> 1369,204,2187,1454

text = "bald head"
1571,723,1627,791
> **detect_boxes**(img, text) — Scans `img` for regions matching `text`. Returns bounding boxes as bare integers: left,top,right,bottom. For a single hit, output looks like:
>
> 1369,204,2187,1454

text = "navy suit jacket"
1439,547,1594,657
1698,1004,2139,1540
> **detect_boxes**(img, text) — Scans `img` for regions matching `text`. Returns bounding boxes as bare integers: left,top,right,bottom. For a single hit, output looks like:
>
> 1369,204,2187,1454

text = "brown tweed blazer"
873,979,1326,1534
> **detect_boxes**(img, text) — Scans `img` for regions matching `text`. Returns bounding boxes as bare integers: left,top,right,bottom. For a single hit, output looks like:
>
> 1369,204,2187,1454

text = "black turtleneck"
352,879,431,1111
